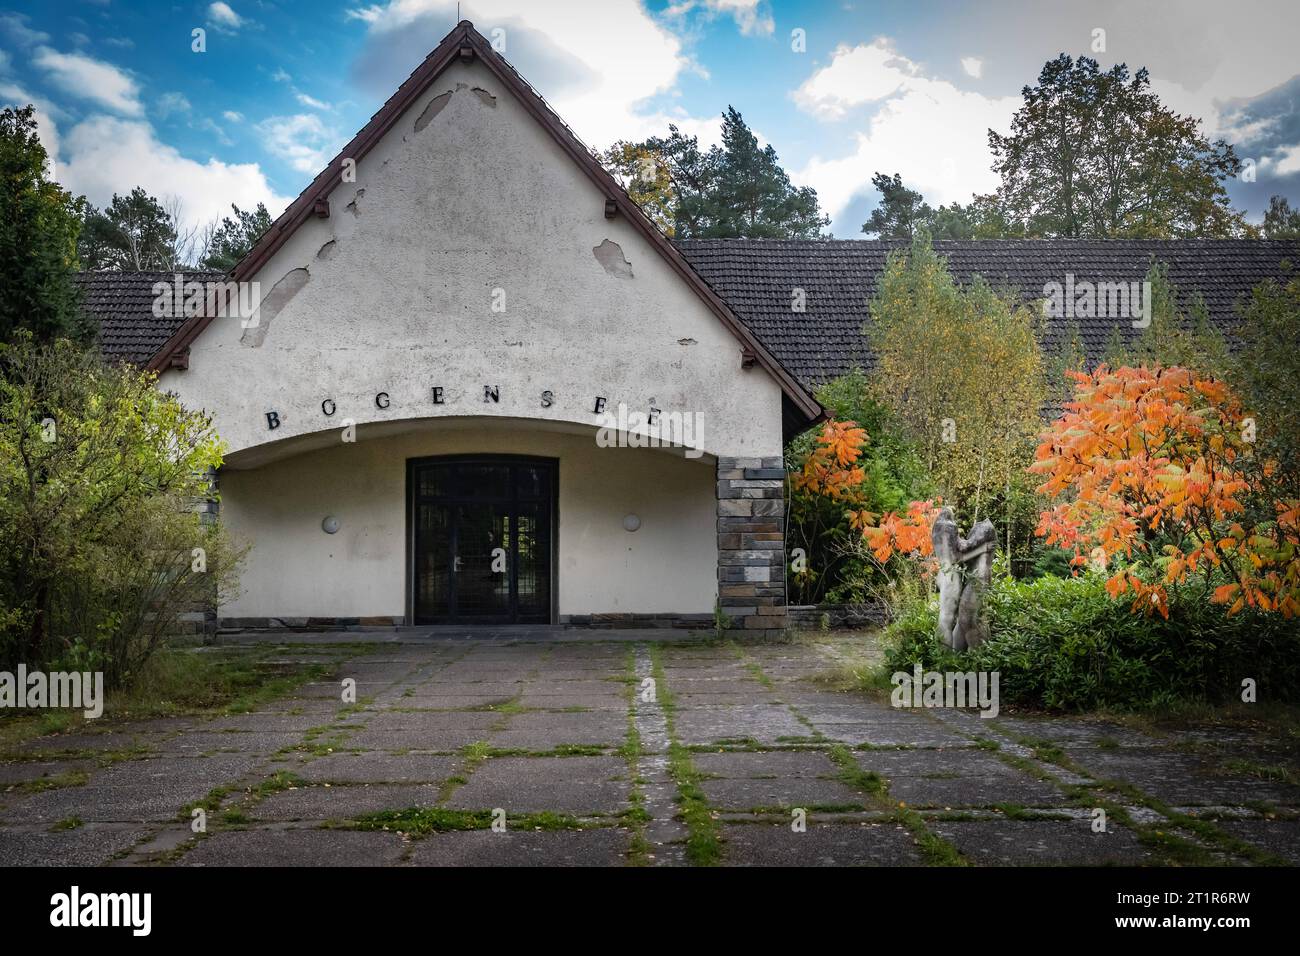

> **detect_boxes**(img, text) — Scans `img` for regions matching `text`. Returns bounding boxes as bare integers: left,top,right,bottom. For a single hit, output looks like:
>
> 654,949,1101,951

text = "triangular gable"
149,20,823,427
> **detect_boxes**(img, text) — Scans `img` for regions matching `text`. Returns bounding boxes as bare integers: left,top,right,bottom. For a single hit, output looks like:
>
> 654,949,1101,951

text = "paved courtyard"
2,635,1298,866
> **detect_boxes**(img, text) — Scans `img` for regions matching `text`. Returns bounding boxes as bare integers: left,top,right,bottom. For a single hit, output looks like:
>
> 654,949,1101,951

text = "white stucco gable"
158,23,817,465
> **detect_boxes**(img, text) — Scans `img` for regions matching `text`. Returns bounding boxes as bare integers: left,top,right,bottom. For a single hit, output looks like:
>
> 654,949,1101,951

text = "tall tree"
1232,268,1300,505
1262,195,1300,239
78,187,180,270
868,233,1046,557
601,107,828,239
925,202,978,240
861,172,932,239
201,203,273,272
710,107,828,238
860,174,1009,239
987,55,1252,238
599,142,676,236
0,106,89,344
1096,264,1231,378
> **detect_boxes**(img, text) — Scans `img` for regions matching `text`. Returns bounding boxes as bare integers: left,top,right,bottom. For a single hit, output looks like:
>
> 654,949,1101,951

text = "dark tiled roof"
76,271,225,366
79,239,1299,389
674,239,1300,387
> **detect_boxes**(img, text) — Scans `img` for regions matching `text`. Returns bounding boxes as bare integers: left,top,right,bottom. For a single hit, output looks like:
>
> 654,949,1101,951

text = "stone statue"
931,507,996,651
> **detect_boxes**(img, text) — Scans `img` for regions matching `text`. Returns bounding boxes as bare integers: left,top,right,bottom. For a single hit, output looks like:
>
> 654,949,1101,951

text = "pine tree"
0,106,89,344
601,107,828,239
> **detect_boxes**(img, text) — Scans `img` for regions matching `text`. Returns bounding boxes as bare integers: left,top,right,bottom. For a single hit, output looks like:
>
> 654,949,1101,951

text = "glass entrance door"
410,457,555,624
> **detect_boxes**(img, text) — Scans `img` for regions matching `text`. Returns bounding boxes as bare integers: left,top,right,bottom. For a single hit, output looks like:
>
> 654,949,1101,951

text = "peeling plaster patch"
414,90,453,132
316,239,337,261
471,87,497,107
593,239,633,279
345,188,365,216
241,268,309,347
677,337,697,346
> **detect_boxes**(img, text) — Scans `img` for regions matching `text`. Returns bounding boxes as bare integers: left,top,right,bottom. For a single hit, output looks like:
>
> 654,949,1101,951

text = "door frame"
405,454,559,626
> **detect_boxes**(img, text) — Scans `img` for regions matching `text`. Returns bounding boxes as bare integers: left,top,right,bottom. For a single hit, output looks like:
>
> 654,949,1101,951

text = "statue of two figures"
931,507,996,651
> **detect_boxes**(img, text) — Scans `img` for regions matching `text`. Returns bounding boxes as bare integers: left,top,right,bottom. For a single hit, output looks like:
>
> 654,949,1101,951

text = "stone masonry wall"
177,468,220,640
716,456,787,639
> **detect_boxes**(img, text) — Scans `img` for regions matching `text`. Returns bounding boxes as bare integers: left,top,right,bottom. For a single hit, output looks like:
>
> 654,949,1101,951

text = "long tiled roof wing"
78,239,1298,390
673,238,1300,386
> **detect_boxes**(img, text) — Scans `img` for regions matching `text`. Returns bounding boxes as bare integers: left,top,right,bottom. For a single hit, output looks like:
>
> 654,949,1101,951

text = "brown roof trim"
152,20,822,423
145,281,235,373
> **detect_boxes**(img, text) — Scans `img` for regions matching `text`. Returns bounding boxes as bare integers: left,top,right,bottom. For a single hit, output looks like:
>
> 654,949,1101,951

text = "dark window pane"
516,465,550,499
412,459,554,624
455,464,510,498
452,502,511,617
417,464,452,498
415,504,450,619
516,502,550,617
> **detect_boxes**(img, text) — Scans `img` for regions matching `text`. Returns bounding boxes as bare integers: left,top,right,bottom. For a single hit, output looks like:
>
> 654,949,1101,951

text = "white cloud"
0,50,10,72
0,12,49,47
256,113,341,173
223,110,245,123
295,91,331,110
199,116,234,147
663,0,774,37
207,2,245,31
271,68,291,83
347,0,711,149
792,39,916,119
32,47,142,116
57,115,290,229
345,5,385,23
157,92,192,117
1263,144,1300,177
961,56,983,79
791,39,1019,230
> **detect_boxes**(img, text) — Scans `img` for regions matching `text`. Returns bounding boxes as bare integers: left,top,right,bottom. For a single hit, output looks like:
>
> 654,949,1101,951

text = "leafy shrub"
0,335,243,688
785,369,933,605
881,573,1300,711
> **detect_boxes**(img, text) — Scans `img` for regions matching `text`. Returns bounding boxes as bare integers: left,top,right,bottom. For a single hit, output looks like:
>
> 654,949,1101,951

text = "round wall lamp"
622,514,641,533
322,516,340,534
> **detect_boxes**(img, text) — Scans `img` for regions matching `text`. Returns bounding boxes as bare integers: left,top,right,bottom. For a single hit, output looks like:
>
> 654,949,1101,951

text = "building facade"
80,22,1300,637
137,22,818,636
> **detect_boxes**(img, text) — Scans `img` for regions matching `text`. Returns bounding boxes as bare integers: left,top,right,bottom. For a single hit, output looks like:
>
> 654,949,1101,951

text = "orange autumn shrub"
1031,365,1300,618
849,498,943,567
791,419,941,576
790,419,868,503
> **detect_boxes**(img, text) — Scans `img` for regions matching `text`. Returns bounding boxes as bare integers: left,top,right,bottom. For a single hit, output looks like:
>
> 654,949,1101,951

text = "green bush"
881,573,1300,711
785,368,933,605
0,335,243,688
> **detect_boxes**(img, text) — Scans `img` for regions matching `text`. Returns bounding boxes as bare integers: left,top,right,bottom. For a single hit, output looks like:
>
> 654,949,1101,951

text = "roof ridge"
136,20,823,423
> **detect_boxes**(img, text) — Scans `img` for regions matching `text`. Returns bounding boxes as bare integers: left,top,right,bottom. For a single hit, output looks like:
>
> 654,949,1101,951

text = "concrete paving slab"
408,828,631,866
929,819,1153,865
252,784,442,821
447,756,628,813
720,822,924,866
180,827,407,866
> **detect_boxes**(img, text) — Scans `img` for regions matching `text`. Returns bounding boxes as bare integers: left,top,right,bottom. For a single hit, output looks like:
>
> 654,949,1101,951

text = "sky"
3,0,1299,238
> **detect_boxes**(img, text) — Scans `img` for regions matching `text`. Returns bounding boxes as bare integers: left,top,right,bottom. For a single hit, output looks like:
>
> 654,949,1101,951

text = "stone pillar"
186,467,220,641
716,456,787,639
